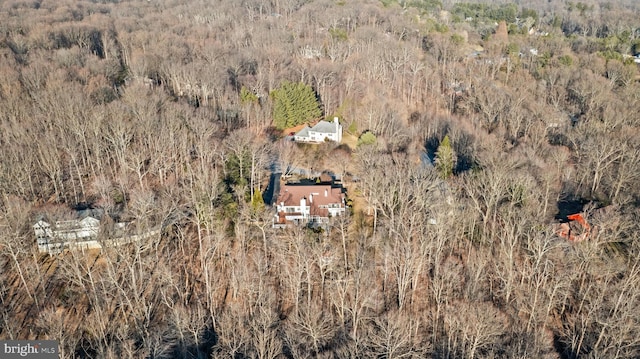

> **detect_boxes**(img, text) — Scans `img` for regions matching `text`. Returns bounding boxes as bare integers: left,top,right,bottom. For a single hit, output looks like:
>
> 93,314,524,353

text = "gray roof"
295,126,310,137
310,120,337,134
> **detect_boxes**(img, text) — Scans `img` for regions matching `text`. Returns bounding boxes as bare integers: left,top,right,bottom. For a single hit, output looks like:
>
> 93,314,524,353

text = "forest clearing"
1,0,640,358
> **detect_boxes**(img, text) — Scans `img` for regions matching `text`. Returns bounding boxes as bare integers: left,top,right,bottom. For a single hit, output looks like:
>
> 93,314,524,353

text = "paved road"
263,171,281,205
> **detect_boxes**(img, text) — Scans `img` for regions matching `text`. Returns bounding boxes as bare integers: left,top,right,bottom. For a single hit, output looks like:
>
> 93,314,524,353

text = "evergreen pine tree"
251,188,265,213
435,135,456,179
271,81,321,130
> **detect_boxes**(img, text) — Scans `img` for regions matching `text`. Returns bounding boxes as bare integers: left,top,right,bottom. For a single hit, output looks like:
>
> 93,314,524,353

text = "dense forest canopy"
1,0,640,358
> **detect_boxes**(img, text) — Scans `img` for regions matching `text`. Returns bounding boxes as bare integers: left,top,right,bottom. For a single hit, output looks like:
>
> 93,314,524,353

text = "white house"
274,182,346,226
34,216,101,254
34,214,160,255
294,117,342,143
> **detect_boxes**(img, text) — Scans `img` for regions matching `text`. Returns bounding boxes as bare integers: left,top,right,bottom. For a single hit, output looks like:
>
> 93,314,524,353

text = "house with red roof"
274,181,346,227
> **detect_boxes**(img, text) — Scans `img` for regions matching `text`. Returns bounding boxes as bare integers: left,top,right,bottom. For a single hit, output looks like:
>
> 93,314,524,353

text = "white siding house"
34,216,101,254
34,215,160,255
294,117,342,143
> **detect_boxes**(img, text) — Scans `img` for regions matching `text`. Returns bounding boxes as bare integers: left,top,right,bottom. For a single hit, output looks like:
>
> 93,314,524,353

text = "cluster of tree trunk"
1,0,639,358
